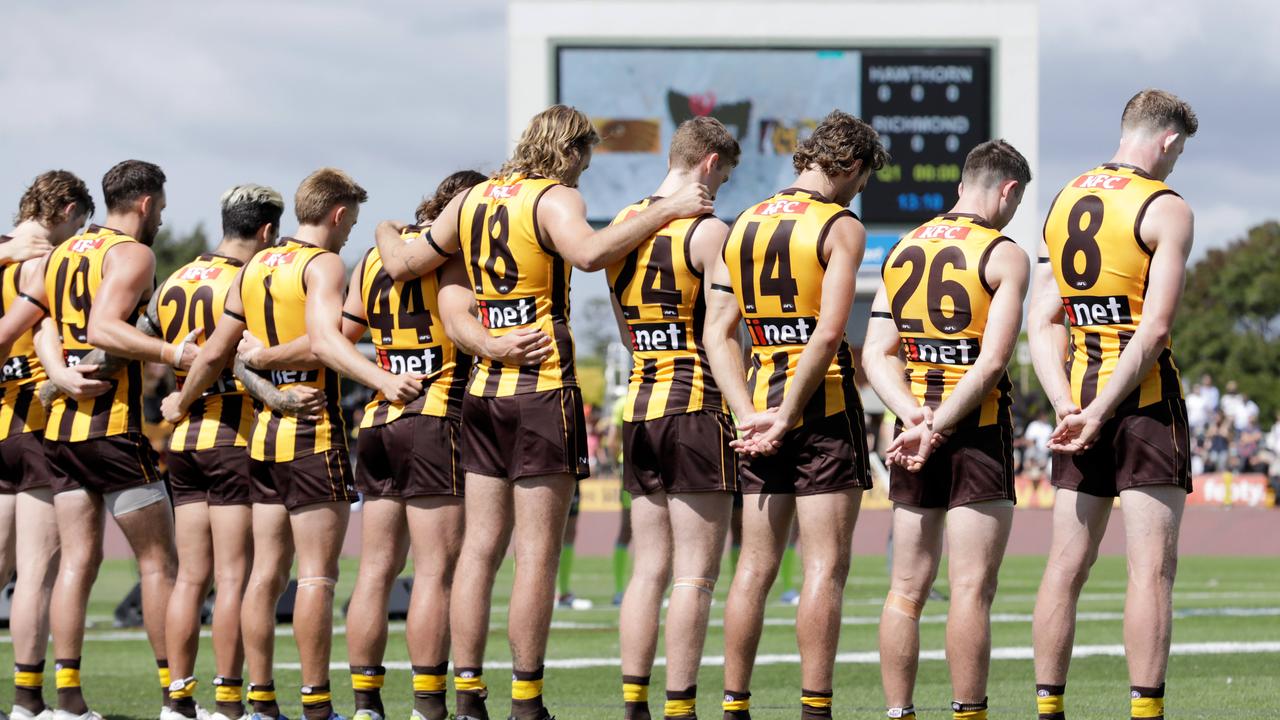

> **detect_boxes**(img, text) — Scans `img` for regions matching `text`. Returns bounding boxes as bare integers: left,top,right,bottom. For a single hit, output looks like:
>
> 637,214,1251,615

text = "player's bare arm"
436,255,552,365
1052,194,1193,452
539,182,712,272
0,258,50,361
305,251,423,403
1028,238,1078,422
702,249,755,426
89,242,199,368
237,330,319,371
46,292,162,406
375,191,466,282
0,234,53,264
34,317,110,404
862,285,931,425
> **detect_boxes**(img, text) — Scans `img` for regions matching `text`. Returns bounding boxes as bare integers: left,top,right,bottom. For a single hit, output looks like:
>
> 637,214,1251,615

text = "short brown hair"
962,139,1032,188
792,110,888,177
294,168,368,225
102,160,165,212
669,117,741,170
497,105,600,186
15,170,94,225
1122,89,1198,137
415,170,487,224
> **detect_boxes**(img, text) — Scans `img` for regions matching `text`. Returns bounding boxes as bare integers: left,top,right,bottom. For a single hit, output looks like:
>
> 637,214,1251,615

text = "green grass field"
7,554,1278,719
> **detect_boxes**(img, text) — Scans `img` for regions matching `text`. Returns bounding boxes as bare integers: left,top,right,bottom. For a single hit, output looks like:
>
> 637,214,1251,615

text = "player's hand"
485,328,553,365
278,385,327,421
1049,407,1103,454
173,327,203,370
378,219,409,236
731,407,787,457
49,363,112,401
886,422,937,473
380,372,424,405
1052,398,1081,424
160,391,187,424
0,234,54,263
661,182,714,219
238,331,266,369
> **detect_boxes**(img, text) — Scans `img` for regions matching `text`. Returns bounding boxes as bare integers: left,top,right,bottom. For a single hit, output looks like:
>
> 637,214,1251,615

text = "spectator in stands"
1022,411,1053,479
1196,373,1220,413
1185,380,1209,432
1205,410,1233,472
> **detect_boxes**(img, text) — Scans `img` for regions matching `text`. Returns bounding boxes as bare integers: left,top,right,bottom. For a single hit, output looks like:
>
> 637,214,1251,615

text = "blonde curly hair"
497,105,600,187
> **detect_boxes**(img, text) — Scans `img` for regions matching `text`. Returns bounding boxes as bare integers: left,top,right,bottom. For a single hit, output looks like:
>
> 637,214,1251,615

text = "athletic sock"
248,680,281,719
168,676,199,719
350,664,386,715
54,658,88,715
887,705,917,719
558,546,575,598
454,666,489,720
722,689,750,720
158,659,172,707
663,685,695,719
510,666,546,720
1036,683,1066,720
801,688,833,719
613,545,630,596
1130,684,1165,720
213,675,245,719
412,662,449,720
622,674,651,720
780,546,798,594
952,697,988,720
14,660,47,714
300,681,334,720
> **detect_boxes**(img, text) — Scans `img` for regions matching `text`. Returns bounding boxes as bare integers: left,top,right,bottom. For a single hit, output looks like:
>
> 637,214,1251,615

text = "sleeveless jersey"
239,238,346,462
606,198,725,422
357,224,472,427
0,243,46,438
43,226,146,442
1044,163,1182,410
882,213,1012,428
723,188,858,424
156,253,254,451
457,174,576,397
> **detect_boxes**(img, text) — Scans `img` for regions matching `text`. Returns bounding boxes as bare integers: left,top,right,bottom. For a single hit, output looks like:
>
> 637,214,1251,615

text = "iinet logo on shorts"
179,265,222,282
484,183,522,199
1062,294,1134,326
628,321,688,352
913,224,970,240
903,336,980,366
262,251,296,268
377,346,442,376
1073,174,1131,190
746,316,815,346
478,296,537,329
753,199,809,216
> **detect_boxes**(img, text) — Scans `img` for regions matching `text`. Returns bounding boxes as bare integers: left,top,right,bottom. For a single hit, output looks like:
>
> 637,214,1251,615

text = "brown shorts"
0,432,53,493
740,408,872,496
167,446,252,507
623,411,737,496
356,415,463,498
889,421,1016,509
1052,397,1192,498
249,449,356,511
46,434,163,496
459,387,590,482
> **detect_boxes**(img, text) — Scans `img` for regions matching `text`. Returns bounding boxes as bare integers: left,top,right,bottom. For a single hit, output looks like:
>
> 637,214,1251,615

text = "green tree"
1173,221,1280,418
151,224,211,282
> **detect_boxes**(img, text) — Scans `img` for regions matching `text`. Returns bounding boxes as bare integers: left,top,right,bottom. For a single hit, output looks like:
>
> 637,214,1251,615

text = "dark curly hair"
16,170,94,225
792,110,888,177
415,170,487,224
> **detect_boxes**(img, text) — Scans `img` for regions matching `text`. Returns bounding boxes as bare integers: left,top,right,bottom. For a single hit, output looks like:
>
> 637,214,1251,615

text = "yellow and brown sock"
1036,683,1066,720
350,665,386,716
801,688,833,719
454,667,489,720
411,662,449,720
169,676,200,719
14,660,47,714
510,666,546,720
622,674,651,720
663,685,696,719
301,681,334,720
1130,684,1165,720
213,676,245,719
952,697,988,720
248,681,280,719
722,689,751,720
54,658,88,715
887,704,917,719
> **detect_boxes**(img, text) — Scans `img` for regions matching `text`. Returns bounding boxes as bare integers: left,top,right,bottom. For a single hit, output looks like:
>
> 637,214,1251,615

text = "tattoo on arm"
234,356,290,411
79,307,162,379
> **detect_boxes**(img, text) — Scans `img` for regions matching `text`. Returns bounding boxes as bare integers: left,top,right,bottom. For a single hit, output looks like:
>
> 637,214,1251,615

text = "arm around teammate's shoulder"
376,192,465,282
540,183,713,272
88,243,192,366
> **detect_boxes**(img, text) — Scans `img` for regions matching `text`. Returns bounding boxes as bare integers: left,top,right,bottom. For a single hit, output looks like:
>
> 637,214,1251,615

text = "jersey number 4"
739,220,800,313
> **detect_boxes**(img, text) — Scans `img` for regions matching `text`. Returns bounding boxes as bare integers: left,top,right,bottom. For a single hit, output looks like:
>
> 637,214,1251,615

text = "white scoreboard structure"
508,0,1038,375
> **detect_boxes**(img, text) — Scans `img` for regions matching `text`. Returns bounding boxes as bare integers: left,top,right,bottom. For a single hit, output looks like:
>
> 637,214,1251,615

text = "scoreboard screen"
556,46,992,226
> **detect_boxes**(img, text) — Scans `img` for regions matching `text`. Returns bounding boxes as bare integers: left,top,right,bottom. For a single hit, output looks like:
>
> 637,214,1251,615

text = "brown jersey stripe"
632,359,659,419
610,252,641,319
765,351,789,410
370,401,390,427
87,381,118,437
516,362,541,395
482,361,504,397
324,368,346,450
14,385,34,436
183,399,205,449
447,352,472,420
549,255,575,384
923,369,946,410
1156,347,1180,399
697,348,723,410
215,395,244,446
126,361,143,433
294,417,316,458
262,411,280,459
1080,331,1104,408
667,356,696,414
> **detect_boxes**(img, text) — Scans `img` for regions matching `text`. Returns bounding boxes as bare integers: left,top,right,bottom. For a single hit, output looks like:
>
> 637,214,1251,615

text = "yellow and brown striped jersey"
239,238,346,462
1044,163,1182,410
356,225,472,427
457,174,576,397
723,188,858,424
0,242,46,438
43,226,146,442
156,253,255,451
606,198,724,422
882,213,1013,428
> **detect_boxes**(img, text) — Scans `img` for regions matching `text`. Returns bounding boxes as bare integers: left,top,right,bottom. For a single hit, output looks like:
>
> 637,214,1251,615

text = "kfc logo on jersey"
1073,174,1131,190
179,265,222,282
745,316,816,346
913,224,971,240
483,183,523,199
377,346,443,377
1062,294,1134,326
478,296,537,329
628,321,688,352
70,236,107,253
902,336,980,366
753,200,810,216
262,251,296,268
